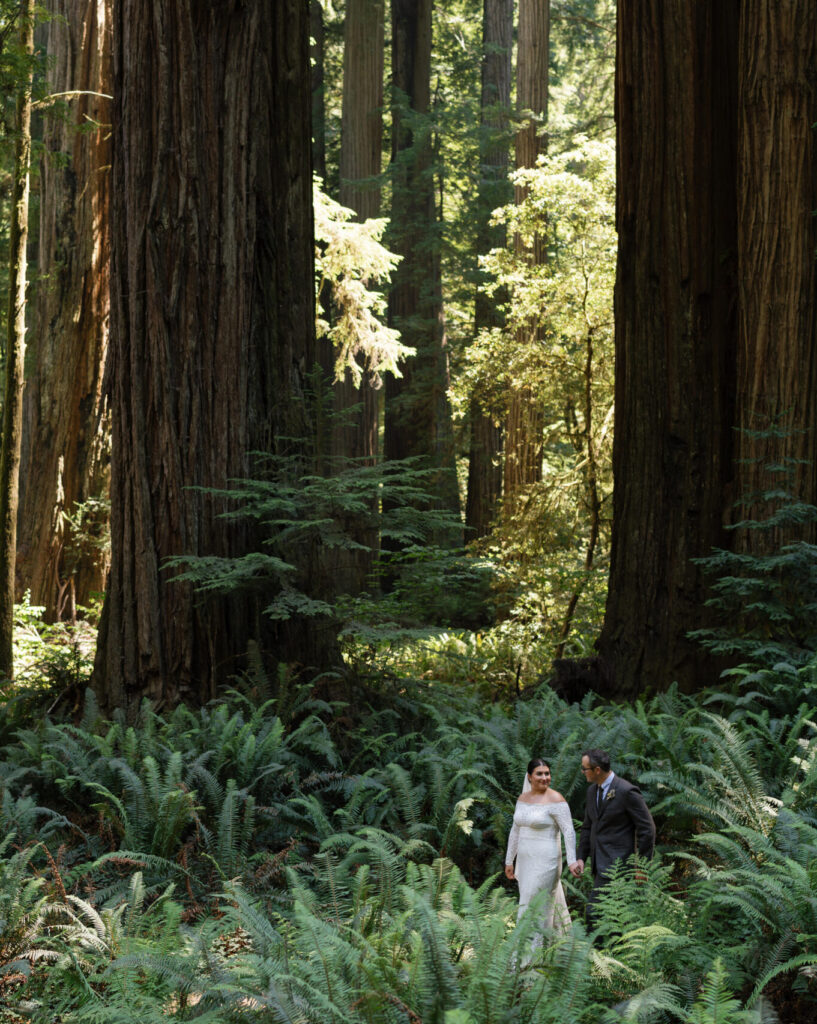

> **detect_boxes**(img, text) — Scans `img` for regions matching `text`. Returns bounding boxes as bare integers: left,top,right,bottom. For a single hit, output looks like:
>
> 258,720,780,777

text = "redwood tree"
385,0,460,521
503,0,549,507
329,0,384,593
18,0,112,622
734,0,817,550
595,0,817,699
595,1,740,696
335,0,383,462
465,0,513,538
93,0,319,714
0,0,35,679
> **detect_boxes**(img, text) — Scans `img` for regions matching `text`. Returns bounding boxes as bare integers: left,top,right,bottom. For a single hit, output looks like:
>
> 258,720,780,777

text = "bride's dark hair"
527,757,551,774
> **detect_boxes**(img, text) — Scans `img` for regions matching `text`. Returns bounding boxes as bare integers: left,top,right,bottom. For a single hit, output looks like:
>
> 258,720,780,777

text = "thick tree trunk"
735,0,817,550
503,0,549,507
385,0,460,524
331,0,384,594
18,0,112,622
94,0,321,714
0,0,34,679
335,0,382,467
466,0,512,538
595,1,739,698
339,0,383,224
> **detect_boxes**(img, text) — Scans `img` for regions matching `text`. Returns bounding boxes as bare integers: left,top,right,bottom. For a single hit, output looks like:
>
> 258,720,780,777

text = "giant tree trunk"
465,0,513,538
502,0,549,507
17,0,112,622
734,0,817,550
595,1,739,698
0,0,35,680
385,0,460,523
94,0,320,714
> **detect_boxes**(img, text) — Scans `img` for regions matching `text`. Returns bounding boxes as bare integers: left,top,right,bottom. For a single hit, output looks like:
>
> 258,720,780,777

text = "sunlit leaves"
313,178,414,388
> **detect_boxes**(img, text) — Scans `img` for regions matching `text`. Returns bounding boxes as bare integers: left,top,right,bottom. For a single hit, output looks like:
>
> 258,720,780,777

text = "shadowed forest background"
0,0,813,1021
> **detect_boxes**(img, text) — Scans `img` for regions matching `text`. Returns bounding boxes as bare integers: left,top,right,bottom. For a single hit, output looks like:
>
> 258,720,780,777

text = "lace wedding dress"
505,801,576,934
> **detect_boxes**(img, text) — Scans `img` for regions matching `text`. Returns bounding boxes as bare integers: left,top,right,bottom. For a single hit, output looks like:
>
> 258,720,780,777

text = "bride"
504,758,580,936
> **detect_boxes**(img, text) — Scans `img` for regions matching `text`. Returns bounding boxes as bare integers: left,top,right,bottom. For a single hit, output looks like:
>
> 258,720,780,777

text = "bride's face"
528,764,551,791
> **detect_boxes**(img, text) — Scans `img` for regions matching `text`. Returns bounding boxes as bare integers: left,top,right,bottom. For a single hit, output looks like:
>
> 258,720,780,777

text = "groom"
570,748,655,926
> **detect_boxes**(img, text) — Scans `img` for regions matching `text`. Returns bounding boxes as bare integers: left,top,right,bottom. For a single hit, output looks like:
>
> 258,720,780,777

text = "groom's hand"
569,860,583,877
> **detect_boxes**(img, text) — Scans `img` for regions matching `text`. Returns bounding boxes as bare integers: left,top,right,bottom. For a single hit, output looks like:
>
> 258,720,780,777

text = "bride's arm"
552,802,578,865
504,813,520,876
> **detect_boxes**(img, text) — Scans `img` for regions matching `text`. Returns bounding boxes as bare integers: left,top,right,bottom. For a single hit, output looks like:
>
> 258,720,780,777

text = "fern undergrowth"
0,659,813,1020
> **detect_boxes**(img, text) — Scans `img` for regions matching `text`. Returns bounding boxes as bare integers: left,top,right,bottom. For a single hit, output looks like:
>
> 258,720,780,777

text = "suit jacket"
577,775,655,879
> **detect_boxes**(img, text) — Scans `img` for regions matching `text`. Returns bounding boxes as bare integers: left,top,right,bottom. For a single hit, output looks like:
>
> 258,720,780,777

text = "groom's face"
581,756,602,783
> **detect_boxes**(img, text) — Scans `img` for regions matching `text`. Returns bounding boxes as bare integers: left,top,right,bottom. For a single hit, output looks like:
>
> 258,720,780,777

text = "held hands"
507,862,584,880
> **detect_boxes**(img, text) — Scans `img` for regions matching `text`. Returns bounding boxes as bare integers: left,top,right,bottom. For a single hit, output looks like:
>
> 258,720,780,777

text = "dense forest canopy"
6,0,629,707
8,1,817,708
0,0,812,1020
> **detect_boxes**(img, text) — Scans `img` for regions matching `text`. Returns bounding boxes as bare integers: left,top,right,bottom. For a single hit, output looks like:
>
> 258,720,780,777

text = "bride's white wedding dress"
505,801,577,935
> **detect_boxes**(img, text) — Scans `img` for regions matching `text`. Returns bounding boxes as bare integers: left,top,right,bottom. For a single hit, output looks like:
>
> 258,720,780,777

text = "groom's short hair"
583,748,610,771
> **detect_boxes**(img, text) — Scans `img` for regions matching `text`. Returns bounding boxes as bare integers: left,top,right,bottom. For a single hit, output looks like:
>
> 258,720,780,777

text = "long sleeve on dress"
505,821,520,865
550,802,577,864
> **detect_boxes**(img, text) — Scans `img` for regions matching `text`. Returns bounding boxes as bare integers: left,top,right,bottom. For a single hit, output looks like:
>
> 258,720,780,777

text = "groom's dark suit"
577,774,655,885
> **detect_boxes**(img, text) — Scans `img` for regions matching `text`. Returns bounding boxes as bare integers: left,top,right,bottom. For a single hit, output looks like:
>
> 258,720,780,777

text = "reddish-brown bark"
595,1,740,696
94,1,319,713
503,0,549,507
466,0,513,538
0,0,35,678
335,0,383,468
385,0,460,522
735,0,817,550
18,0,112,622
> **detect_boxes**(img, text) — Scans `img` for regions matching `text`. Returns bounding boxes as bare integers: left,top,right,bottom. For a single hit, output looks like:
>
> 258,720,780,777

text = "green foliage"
0,673,815,1019
454,136,616,663
314,178,413,387
3,592,96,714
0,839,55,979
5,4,816,1020
0,1,51,381
166,451,489,656
58,496,111,592
691,453,817,672
462,136,616,423
549,0,616,142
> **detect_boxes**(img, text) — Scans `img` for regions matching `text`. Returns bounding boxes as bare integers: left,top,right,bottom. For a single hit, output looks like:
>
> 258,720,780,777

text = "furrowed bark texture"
596,0,739,697
466,0,512,538
503,0,549,505
94,0,317,713
335,0,383,467
332,0,384,594
735,0,817,548
339,0,383,224
18,0,112,621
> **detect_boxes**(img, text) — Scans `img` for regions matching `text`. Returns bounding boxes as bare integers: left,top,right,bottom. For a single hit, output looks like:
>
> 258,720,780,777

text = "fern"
685,959,755,1024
